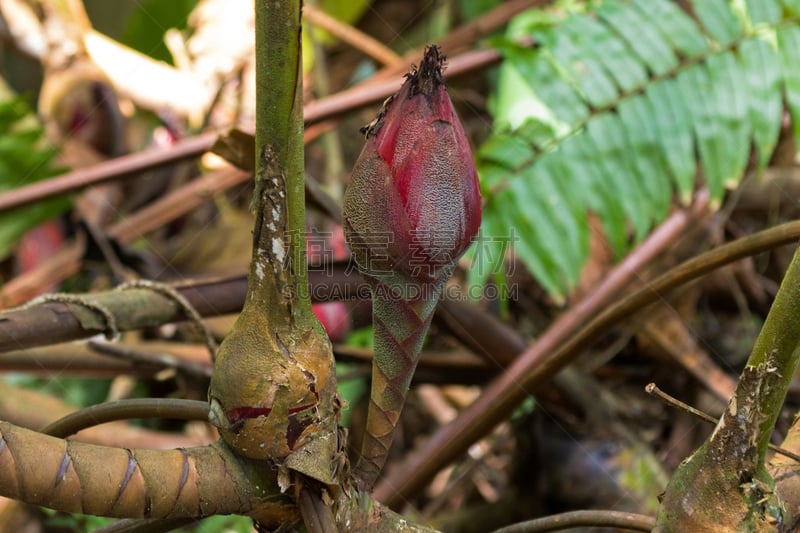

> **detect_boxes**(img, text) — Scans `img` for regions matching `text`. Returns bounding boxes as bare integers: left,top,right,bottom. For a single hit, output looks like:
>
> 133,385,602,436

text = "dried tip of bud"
407,45,447,97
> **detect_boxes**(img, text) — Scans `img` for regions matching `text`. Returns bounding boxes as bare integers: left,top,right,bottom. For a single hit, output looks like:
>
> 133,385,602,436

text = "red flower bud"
343,45,482,282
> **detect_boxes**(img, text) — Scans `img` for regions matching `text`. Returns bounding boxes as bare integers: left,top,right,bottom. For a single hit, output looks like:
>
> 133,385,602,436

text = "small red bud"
343,45,482,282
307,226,351,342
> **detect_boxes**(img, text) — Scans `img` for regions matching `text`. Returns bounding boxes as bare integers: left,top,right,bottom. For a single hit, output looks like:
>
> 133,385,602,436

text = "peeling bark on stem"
206,0,341,495
656,243,800,531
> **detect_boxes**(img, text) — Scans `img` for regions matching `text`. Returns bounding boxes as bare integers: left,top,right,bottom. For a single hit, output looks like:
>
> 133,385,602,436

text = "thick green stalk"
207,1,339,480
719,243,800,459
250,0,312,324
656,243,800,530
743,247,800,452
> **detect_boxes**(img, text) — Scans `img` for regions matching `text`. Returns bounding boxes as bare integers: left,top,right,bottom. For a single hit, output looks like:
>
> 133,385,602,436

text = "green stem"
208,1,339,470
656,243,800,530
250,0,313,325
742,243,800,460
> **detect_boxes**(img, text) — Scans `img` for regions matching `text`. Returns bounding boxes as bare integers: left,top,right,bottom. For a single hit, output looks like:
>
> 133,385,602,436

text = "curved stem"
490,510,656,533
42,399,209,438
93,518,199,533
0,421,287,519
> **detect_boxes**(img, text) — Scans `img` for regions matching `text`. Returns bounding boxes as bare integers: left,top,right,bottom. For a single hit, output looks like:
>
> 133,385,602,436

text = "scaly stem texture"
742,244,800,455
0,421,291,522
355,271,446,488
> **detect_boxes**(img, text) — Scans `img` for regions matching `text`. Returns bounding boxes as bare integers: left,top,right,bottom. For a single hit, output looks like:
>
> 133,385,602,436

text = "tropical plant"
473,0,800,301
4,0,800,532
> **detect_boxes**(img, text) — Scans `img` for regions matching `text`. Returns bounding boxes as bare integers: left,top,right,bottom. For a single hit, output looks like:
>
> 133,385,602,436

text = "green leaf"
707,51,751,189
646,79,696,202
478,132,534,178
692,0,743,46
740,37,783,168
536,153,590,288
598,0,677,77
779,26,800,141
497,180,566,300
586,112,651,243
470,0,800,298
505,43,589,126
467,210,513,290
193,514,254,533
570,13,648,94
746,0,781,25
561,133,628,257
549,21,619,108
632,0,708,56
617,95,673,221
783,0,800,17
517,170,578,281
459,0,501,21
674,52,749,202
8,375,111,408
41,508,113,530
491,57,556,131
676,66,725,199
121,0,200,64
0,96,69,260
335,362,367,427
0,201,68,260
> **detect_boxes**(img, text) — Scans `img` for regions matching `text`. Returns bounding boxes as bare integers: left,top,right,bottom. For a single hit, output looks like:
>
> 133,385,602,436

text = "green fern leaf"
598,1,676,77
471,0,800,299
646,78,696,203
779,26,800,139
631,0,708,57
740,38,783,168
617,96,672,222
745,0,780,25
693,0,743,45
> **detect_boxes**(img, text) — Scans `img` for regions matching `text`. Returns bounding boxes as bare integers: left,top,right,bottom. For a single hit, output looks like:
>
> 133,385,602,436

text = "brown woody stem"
0,421,290,521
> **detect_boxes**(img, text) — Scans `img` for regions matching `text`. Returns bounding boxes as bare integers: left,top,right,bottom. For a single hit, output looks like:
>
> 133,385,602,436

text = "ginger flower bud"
343,45,482,282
